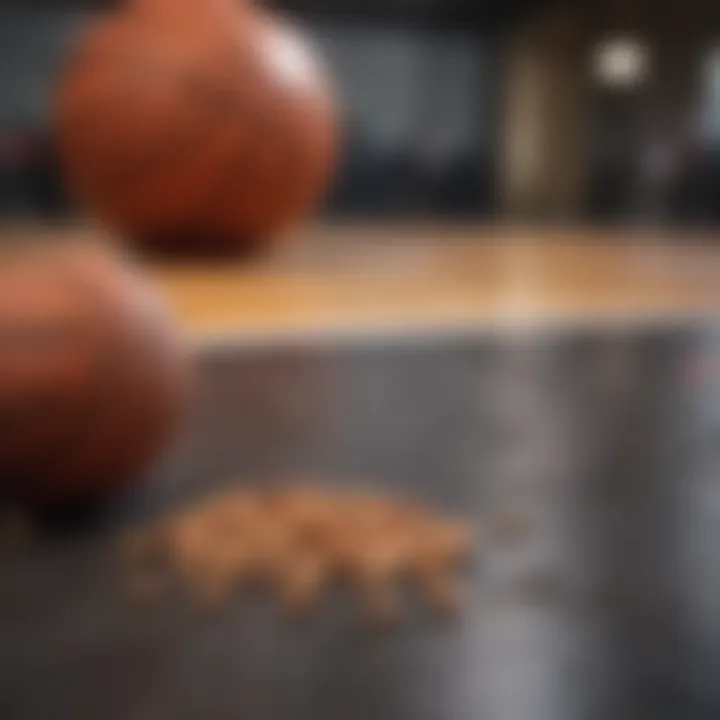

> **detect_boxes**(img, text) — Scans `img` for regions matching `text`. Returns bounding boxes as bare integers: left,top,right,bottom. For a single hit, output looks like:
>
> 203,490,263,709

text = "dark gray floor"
1,325,720,720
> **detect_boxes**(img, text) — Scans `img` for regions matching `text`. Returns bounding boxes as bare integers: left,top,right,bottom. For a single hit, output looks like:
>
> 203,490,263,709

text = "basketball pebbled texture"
0,242,191,505
54,0,338,257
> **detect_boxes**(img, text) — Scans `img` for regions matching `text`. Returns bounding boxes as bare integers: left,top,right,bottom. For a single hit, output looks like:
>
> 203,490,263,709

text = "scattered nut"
119,486,474,625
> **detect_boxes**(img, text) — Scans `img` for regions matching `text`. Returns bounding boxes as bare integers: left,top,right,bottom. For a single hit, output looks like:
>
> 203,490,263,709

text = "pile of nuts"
121,486,473,624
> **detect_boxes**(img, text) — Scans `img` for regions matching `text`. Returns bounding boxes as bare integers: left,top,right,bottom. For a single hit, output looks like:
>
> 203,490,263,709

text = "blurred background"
3,5,720,720
2,0,720,227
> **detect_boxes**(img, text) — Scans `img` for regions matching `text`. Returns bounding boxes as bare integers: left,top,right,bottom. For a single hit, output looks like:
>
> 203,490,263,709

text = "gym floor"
152,226,720,342
3,225,720,720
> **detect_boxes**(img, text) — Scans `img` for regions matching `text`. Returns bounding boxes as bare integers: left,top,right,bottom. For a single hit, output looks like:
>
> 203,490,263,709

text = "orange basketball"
54,0,338,257
0,242,190,505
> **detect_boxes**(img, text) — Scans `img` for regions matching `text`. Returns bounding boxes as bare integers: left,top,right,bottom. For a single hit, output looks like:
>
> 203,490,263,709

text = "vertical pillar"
499,2,590,220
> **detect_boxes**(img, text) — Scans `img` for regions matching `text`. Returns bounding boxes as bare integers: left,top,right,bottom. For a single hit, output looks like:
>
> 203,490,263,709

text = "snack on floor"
121,486,474,624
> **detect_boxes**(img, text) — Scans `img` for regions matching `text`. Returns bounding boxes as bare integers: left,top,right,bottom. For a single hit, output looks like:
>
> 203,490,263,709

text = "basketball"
54,0,338,257
0,242,190,505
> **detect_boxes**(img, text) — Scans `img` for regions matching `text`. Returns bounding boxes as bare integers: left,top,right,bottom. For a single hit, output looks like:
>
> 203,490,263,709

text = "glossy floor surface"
1,227,720,720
